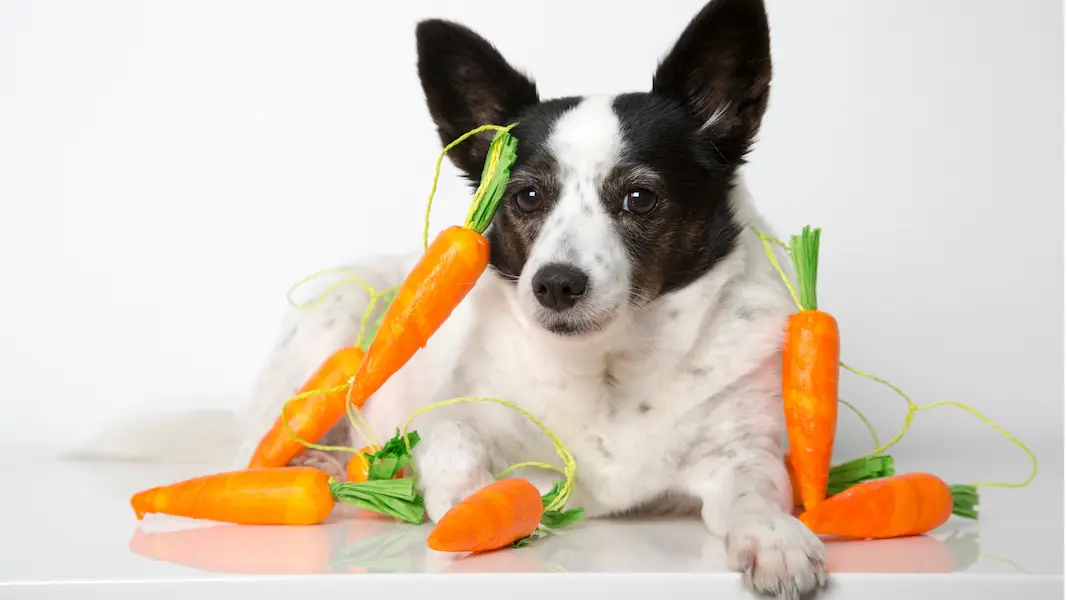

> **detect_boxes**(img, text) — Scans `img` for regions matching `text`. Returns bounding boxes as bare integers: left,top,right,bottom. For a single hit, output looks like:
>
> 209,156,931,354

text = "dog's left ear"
416,19,539,180
652,0,772,165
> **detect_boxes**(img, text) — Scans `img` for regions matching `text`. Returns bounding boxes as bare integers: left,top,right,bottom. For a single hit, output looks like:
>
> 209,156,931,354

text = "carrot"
345,445,406,483
427,478,544,553
428,478,584,553
247,127,518,470
131,467,336,526
133,435,427,525
782,226,840,511
346,225,489,404
797,472,978,539
248,346,365,469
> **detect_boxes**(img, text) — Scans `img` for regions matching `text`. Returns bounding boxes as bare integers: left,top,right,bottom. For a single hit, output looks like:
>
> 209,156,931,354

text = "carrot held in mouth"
782,226,840,511
246,126,518,470
798,472,978,539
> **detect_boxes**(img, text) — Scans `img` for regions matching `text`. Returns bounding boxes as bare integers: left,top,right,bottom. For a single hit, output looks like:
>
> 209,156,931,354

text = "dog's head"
417,0,771,337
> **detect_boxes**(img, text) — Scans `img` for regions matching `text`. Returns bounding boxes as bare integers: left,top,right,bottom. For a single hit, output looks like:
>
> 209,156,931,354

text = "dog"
91,0,827,597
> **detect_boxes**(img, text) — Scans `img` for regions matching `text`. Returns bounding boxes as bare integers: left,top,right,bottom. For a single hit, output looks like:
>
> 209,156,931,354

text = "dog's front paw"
421,466,495,523
726,512,826,600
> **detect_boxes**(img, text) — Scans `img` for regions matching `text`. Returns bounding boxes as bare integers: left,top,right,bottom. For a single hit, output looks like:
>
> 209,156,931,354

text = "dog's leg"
692,448,826,600
410,418,496,522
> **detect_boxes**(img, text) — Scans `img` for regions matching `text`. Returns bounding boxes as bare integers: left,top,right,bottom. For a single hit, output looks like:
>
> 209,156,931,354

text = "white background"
0,0,1061,480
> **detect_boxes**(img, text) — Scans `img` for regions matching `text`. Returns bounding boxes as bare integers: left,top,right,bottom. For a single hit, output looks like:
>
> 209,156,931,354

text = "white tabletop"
2,456,1062,599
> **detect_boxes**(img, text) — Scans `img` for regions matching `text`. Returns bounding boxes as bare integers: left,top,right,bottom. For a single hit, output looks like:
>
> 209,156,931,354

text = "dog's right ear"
416,19,539,180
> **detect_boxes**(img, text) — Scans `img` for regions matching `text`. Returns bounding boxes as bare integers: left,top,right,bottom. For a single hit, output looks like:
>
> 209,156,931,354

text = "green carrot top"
789,225,822,312
463,127,519,234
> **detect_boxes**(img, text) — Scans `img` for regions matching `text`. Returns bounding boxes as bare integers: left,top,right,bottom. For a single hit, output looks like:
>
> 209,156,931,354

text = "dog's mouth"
534,304,618,338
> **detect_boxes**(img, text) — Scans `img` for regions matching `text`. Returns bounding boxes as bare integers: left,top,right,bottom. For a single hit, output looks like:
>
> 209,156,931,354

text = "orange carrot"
249,346,365,469
248,128,518,470
347,225,489,405
782,226,840,511
427,478,544,553
133,440,427,525
798,472,978,539
345,445,406,483
132,467,336,526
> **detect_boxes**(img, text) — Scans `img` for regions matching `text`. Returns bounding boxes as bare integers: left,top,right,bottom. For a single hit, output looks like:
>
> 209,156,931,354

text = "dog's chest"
461,326,707,511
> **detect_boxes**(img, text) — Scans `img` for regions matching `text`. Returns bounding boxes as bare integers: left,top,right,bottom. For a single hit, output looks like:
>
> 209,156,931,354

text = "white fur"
84,98,824,599
518,97,630,332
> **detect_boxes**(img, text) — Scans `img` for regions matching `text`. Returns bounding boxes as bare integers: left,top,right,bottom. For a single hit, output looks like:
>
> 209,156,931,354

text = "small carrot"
428,478,585,553
345,445,406,483
427,478,544,553
797,472,978,539
782,226,840,511
247,128,518,470
133,435,427,525
248,346,365,469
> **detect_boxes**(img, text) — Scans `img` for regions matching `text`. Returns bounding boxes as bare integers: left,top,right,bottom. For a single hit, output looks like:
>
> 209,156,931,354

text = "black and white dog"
104,0,827,597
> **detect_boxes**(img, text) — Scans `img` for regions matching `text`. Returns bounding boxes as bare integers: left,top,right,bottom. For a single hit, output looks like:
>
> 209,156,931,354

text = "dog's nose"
532,264,588,311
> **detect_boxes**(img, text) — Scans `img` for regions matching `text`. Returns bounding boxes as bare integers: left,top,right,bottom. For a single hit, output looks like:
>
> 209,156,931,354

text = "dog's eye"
622,189,658,215
515,187,542,212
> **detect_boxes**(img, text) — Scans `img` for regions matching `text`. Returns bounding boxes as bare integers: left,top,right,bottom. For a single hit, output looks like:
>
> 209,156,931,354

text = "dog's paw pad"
726,513,826,599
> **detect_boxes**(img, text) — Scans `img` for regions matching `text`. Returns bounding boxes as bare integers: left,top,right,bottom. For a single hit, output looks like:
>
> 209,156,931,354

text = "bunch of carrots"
130,126,583,553
780,226,978,539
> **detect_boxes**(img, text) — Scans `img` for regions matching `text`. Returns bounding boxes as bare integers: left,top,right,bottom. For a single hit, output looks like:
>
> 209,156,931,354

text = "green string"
422,123,517,250
750,225,1038,489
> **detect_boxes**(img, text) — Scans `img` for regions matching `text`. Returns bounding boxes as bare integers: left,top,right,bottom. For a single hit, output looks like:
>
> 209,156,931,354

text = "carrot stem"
329,479,425,524
789,225,821,311
949,484,979,520
464,128,519,234
827,455,895,496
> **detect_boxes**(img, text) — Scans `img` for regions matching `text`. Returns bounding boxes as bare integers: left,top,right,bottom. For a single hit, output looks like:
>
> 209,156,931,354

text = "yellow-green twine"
750,225,1038,489
422,123,517,250
399,396,578,513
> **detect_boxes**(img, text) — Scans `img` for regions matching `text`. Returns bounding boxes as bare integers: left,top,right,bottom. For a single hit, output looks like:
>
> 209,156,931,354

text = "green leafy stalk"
329,478,425,524
365,430,420,480
329,430,425,524
949,484,979,520
512,480,585,548
826,455,895,496
465,129,519,234
789,225,822,311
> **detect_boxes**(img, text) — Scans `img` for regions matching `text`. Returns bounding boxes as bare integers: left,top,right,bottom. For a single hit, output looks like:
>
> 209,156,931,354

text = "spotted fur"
91,1,827,598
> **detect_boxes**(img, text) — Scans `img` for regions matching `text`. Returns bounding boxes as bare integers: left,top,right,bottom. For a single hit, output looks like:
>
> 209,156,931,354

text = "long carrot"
247,127,518,469
782,226,840,511
249,346,365,469
428,478,584,553
798,472,978,539
133,435,427,525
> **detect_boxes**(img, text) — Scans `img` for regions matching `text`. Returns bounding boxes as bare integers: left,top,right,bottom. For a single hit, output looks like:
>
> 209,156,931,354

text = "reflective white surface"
2,457,1062,599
